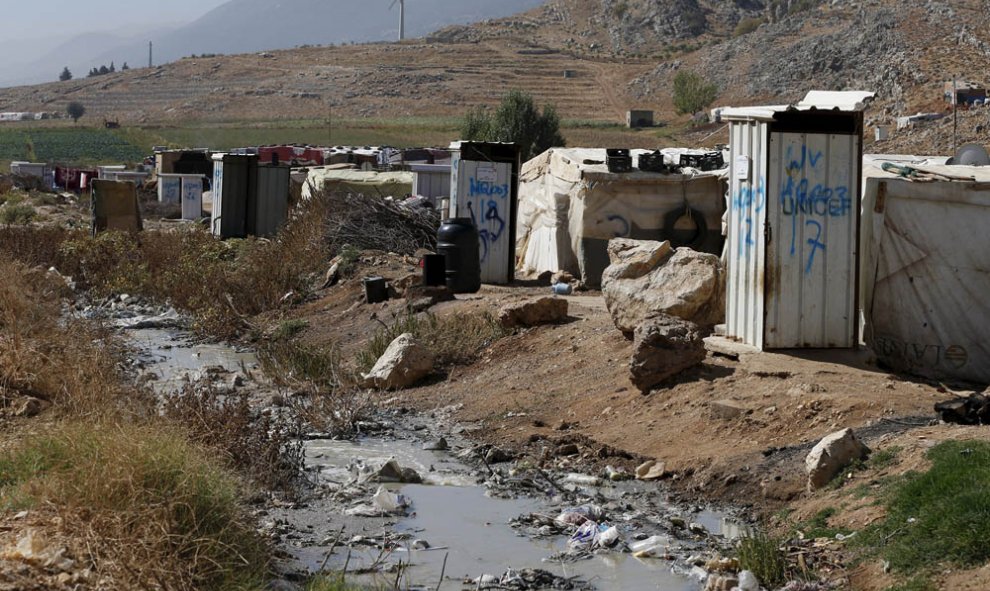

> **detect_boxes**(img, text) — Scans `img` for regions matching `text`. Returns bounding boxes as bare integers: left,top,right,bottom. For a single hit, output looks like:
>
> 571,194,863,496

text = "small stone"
485,447,514,464
555,443,580,456
14,397,48,418
423,437,449,451
805,428,870,491
688,522,707,535
636,459,666,480
710,399,750,420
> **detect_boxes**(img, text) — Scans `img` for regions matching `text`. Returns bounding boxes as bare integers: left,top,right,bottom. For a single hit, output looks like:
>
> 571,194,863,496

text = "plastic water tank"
437,218,481,294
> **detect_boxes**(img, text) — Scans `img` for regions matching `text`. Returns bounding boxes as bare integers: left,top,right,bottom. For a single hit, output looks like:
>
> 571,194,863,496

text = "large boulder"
362,333,435,390
805,428,870,491
498,297,568,328
630,314,706,392
602,239,724,335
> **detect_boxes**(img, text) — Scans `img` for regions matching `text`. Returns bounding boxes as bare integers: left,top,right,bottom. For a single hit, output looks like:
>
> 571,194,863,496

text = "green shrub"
733,16,765,37
672,70,719,115
0,202,36,225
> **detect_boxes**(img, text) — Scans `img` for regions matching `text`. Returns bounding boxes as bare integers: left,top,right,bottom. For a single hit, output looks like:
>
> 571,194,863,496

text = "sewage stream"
122,320,744,591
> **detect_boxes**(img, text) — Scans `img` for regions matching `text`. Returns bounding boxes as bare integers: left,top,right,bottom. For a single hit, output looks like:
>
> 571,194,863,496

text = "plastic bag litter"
345,486,410,516
567,522,622,550
555,504,604,525
372,486,409,512
629,535,669,557
2,529,74,570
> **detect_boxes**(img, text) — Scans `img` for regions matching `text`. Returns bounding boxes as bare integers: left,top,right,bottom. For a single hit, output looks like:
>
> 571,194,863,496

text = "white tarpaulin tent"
301,168,414,199
861,157,990,383
516,148,728,286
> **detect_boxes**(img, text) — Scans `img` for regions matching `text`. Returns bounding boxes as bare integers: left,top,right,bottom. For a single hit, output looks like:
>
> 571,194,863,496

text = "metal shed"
723,91,874,350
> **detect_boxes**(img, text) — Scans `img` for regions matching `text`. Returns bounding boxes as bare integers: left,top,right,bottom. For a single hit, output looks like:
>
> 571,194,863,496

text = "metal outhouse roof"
720,91,876,122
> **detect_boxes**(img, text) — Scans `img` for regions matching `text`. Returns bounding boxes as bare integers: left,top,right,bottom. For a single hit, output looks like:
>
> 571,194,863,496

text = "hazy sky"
0,0,229,39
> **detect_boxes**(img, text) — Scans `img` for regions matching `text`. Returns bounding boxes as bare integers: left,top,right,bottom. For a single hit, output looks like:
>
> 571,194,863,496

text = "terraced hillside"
0,0,987,156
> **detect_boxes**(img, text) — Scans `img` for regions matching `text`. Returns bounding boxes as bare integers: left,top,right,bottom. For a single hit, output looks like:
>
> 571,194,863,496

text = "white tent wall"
860,163,990,383
516,148,728,287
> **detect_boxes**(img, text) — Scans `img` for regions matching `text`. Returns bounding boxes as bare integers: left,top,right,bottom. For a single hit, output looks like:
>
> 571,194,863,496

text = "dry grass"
0,421,269,590
356,311,511,373
163,386,304,495
0,260,148,418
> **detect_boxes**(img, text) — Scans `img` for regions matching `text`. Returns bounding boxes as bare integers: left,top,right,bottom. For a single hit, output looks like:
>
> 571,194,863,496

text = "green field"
0,127,147,164
1,117,685,171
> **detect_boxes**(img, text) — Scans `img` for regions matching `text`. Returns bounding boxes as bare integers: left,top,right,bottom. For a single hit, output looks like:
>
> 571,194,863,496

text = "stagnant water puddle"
280,437,744,590
120,316,747,590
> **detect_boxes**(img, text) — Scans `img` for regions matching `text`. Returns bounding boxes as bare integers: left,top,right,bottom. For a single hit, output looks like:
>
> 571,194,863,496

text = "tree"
672,70,719,116
66,101,86,123
98,65,109,75
109,61,116,73
460,90,566,161
59,67,72,82
121,62,129,70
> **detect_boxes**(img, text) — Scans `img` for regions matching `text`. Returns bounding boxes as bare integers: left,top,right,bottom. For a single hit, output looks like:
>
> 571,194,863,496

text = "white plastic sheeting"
515,148,728,287
861,162,990,383
300,168,413,199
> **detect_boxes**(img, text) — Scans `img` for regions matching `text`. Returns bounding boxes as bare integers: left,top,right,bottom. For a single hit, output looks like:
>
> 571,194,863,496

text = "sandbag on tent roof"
516,147,729,287
301,168,414,199
861,158,990,383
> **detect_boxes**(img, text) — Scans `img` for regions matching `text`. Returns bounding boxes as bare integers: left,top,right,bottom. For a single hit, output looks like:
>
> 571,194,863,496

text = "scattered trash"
563,473,601,486
628,535,670,558
555,504,604,526
935,392,990,425
2,529,74,571
568,521,622,550
636,459,667,481
471,568,594,591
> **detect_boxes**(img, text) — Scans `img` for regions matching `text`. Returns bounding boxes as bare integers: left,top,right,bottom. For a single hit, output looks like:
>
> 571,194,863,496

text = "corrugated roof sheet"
720,90,875,121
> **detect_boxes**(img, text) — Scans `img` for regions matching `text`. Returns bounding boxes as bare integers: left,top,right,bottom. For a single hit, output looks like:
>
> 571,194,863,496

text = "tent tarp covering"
301,169,414,199
516,148,729,286
861,162,990,383
92,179,141,235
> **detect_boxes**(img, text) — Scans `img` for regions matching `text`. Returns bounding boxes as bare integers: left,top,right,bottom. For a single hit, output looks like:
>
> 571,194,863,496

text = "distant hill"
0,0,987,157
0,0,544,87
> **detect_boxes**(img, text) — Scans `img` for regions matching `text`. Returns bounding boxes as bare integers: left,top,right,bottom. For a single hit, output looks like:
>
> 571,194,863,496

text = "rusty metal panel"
726,119,770,349
764,132,859,348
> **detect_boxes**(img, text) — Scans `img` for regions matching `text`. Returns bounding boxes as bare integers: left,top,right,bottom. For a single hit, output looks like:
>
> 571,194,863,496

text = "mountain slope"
0,0,544,88
0,0,987,157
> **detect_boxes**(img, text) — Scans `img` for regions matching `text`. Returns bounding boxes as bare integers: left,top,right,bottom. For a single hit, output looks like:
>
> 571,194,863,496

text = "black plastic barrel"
422,253,447,287
363,276,388,304
437,217,481,294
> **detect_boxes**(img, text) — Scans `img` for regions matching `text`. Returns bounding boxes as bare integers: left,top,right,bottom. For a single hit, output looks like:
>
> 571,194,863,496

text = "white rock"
361,333,435,390
602,239,725,333
805,428,870,490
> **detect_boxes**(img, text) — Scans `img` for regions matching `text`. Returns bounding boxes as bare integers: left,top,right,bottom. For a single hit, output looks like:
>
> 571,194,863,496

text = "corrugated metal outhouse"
722,91,874,349
410,163,451,204
449,141,521,285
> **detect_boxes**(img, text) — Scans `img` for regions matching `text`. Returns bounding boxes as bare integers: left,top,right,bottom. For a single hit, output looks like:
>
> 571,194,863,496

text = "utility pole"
952,77,959,153
149,41,153,68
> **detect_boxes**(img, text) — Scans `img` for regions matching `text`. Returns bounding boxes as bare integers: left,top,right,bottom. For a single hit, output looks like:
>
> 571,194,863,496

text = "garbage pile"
936,392,990,425
470,568,594,591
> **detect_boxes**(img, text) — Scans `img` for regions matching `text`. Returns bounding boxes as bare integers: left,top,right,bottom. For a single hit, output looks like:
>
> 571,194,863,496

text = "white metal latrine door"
764,132,859,348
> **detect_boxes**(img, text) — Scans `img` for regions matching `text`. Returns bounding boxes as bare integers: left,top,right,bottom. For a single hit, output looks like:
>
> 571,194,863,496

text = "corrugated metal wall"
253,166,290,237
764,132,859,348
180,176,203,221
726,119,770,349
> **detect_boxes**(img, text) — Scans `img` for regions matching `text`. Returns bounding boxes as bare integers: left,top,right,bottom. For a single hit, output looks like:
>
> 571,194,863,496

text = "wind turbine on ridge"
389,0,406,41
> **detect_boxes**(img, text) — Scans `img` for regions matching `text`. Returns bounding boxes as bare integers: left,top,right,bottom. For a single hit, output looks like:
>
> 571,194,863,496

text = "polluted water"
124,318,746,591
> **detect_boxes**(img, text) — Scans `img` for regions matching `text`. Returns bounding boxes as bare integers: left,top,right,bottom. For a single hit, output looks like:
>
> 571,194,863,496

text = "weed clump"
163,387,304,495
356,311,511,373
737,531,788,590
0,422,269,590
858,440,990,573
